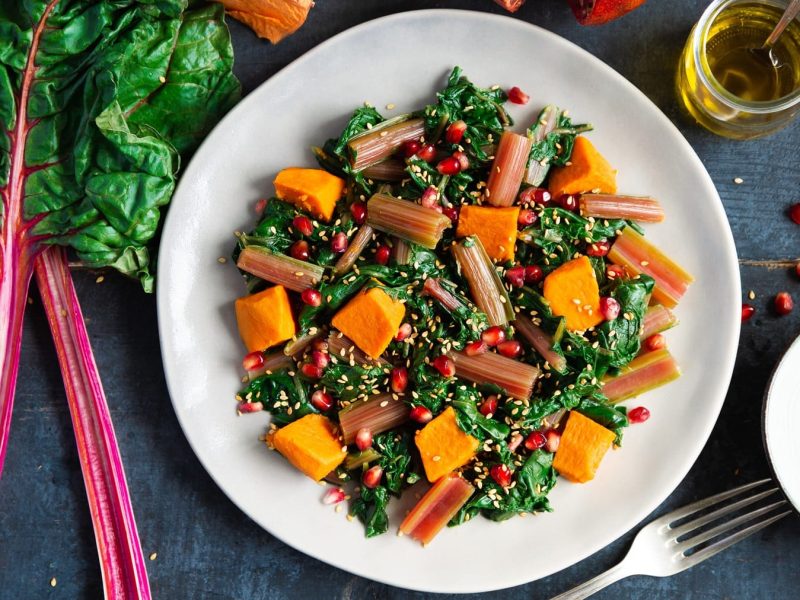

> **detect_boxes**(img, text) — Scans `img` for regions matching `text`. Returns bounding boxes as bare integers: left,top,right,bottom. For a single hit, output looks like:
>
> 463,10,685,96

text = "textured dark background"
1,0,799,598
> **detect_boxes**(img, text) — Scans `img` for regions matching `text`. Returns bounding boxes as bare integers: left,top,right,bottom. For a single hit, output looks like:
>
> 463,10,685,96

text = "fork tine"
669,488,779,539
675,499,787,552
680,509,793,569
653,479,772,527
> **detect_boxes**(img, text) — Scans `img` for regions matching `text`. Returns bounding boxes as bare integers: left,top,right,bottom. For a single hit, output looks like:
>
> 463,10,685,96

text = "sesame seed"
734,177,743,184
95,275,105,283
432,455,441,462
386,103,395,110
149,552,158,561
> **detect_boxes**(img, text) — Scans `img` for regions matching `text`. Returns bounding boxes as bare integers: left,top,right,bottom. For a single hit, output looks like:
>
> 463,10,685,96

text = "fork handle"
550,560,634,600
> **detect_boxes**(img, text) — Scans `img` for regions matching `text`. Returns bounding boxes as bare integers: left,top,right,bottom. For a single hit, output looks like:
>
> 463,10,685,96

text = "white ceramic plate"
763,335,800,513
157,10,741,593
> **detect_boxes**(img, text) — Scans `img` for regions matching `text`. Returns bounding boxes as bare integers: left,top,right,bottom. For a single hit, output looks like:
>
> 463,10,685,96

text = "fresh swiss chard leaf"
238,371,314,426
351,484,390,537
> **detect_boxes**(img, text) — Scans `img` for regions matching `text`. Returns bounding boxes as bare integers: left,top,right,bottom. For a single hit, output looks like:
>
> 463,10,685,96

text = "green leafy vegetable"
350,484,390,538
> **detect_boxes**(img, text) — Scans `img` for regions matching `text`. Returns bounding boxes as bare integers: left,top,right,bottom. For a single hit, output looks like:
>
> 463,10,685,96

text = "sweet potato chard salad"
230,68,694,543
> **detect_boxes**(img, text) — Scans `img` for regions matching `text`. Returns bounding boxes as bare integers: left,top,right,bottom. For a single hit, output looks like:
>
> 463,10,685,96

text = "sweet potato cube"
547,136,617,198
415,407,479,482
456,205,520,262
542,255,603,332
272,414,346,481
331,287,405,358
235,284,296,352
553,411,616,483
274,167,345,222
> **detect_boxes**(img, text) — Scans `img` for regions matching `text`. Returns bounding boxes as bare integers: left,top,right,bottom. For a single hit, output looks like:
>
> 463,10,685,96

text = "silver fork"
552,479,793,600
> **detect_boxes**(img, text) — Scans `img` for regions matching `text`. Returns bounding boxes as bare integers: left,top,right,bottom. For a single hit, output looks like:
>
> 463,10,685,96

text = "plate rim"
157,8,742,592
762,333,800,514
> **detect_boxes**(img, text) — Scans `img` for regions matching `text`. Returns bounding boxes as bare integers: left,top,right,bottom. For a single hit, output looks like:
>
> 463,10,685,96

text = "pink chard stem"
35,246,151,600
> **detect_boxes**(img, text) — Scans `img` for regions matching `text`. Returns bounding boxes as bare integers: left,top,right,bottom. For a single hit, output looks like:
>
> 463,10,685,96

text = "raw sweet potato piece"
553,411,616,483
219,0,313,44
235,284,296,352
331,287,405,358
547,136,617,198
456,205,520,262
273,167,345,222
415,407,479,482
542,255,603,331
272,414,347,481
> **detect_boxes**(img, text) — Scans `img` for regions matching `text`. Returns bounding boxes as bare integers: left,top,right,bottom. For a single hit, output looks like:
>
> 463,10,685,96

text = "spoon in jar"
749,0,800,68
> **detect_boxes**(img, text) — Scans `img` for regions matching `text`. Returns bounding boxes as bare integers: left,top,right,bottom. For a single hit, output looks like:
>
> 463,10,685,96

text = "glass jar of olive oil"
677,0,800,139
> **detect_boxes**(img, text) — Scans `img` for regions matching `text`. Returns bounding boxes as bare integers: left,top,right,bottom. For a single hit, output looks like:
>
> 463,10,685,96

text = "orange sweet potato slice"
553,411,616,483
415,407,479,482
456,205,520,263
542,255,603,331
219,0,313,44
234,284,296,352
273,167,345,222
548,136,617,198
272,414,347,481
331,287,405,359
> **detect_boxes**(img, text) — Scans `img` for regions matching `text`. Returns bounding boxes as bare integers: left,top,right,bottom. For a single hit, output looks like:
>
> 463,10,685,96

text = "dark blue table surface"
2,1,799,598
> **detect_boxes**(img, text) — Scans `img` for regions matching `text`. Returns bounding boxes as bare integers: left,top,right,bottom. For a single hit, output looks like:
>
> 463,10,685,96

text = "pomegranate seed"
311,338,329,352
432,355,455,377
420,186,439,208
479,395,498,417
445,120,467,144
507,86,530,105
349,202,367,225
374,245,391,265
311,350,330,369
518,209,537,227
490,464,513,487
741,303,755,322
301,363,323,378
311,390,333,411
524,265,544,284
599,296,620,321
409,405,433,424
292,215,314,237
400,139,422,158
391,366,408,393
355,427,373,451
519,186,551,205
775,292,794,315
505,266,526,288
417,144,436,162
796,262,800,278
557,194,579,212
507,433,524,453
544,430,561,453
394,323,412,341
464,340,488,356
242,351,265,371
290,240,310,261
453,151,470,171
362,465,383,489
606,264,626,280
255,198,268,213
628,406,651,424
238,401,264,414
301,288,322,306
644,333,666,352
322,487,345,505
331,232,348,253
442,206,459,222
789,203,800,225
524,430,546,451
587,240,610,257
481,326,506,347
497,340,522,358
436,156,461,175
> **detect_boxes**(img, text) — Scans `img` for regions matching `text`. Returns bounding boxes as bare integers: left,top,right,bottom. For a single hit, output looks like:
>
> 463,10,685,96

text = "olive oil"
705,3,799,101
677,0,800,139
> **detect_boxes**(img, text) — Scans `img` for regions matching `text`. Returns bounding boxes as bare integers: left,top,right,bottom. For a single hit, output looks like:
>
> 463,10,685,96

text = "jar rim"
692,0,800,113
